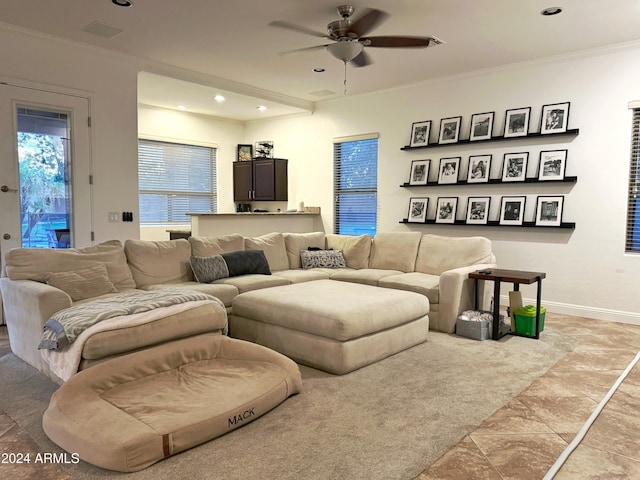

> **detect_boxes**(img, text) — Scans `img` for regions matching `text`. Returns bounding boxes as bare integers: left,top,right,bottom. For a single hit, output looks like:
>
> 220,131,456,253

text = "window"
626,103,640,252
138,139,217,223
333,134,378,235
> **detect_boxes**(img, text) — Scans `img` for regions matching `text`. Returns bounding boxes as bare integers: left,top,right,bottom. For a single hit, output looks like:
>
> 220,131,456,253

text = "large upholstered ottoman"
43,333,302,472
229,279,430,374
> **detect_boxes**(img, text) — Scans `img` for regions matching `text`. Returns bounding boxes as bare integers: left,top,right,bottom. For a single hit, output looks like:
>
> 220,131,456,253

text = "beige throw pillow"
45,264,118,301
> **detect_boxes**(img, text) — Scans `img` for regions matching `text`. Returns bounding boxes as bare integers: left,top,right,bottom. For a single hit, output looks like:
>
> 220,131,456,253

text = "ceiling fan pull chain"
343,60,348,95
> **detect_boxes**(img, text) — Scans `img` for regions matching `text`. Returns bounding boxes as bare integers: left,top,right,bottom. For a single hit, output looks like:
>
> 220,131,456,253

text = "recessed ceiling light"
112,0,133,7
257,105,268,111
541,7,563,16
214,95,226,102
177,105,186,110
313,68,325,73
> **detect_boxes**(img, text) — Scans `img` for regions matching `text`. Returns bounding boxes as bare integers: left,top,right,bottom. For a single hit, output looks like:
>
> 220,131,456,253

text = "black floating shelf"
400,129,580,151
400,176,578,188
400,219,576,229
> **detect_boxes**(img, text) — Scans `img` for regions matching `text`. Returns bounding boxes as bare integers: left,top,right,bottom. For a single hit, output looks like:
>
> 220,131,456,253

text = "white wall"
245,43,640,323
137,106,245,240
0,24,140,244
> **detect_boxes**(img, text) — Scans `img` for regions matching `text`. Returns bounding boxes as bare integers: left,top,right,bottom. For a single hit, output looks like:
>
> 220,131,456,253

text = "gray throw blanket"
38,290,217,351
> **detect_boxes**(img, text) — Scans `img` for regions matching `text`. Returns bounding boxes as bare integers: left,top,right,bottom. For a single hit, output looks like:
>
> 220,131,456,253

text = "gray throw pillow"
300,249,347,269
190,255,230,283
221,250,271,277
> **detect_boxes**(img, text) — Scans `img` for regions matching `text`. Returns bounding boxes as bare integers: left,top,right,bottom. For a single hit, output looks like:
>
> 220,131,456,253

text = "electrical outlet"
108,212,120,223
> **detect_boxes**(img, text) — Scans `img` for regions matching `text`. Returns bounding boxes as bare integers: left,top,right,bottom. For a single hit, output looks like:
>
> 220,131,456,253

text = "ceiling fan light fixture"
112,0,133,7
326,41,364,63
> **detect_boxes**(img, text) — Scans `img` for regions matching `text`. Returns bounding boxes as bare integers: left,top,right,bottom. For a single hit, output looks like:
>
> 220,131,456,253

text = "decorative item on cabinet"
237,144,253,162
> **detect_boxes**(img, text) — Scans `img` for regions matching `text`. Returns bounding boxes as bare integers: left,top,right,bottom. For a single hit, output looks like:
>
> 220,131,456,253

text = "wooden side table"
468,269,546,340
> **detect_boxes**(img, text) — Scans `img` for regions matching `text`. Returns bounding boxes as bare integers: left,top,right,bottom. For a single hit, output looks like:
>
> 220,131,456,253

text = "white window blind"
626,106,640,252
138,139,217,223
333,135,378,235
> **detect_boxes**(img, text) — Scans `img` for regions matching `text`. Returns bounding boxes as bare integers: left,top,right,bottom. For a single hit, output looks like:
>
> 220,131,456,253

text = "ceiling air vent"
82,21,124,39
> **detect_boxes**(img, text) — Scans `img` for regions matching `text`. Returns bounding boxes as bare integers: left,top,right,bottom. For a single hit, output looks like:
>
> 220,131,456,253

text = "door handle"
2,234,10,240
1,185,18,193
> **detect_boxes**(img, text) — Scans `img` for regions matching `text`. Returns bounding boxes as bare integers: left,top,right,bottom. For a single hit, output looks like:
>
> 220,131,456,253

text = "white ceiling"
2,0,640,121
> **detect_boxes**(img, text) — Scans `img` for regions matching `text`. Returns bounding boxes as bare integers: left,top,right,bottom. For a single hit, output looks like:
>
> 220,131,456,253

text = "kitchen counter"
187,211,323,237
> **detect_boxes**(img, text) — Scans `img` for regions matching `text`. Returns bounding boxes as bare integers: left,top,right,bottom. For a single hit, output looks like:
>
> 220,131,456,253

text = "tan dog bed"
43,333,302,472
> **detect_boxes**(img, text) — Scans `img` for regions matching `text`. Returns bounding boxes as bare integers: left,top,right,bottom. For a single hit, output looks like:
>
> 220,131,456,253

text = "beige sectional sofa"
0,231,496,379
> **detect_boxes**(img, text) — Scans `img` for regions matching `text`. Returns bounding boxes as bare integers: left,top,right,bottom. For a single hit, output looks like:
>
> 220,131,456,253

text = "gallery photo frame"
467,154,492,183
410,120,431,147
499,196,526,225
538,149,567,181
502,152,529,182
407,197,429,223
435,197,458,224
438,157,461,184
438,116,462,144
469,112,495,141
535,195,564,226
466,196,491,225
503,107,531,138
409,159,431,185
540,102,570,134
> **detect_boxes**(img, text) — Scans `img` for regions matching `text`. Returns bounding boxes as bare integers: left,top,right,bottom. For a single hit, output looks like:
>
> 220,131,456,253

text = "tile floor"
415,313,640,480
1,315,640,480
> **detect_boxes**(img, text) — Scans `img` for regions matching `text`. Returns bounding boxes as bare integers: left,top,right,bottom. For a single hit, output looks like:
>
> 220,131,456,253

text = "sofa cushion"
300,249,346,269
213,275,289,294
329,268,402,286
244,232,289,272
141,282,239,308
325,234,371,269
369,232,422,272
189,234,245,257
4,240,135,290
222,250,271,277
378,272,440,304
124,239,193,288
271,269,331,284
283,232,326,269
44,264,118,301
415,234,494,275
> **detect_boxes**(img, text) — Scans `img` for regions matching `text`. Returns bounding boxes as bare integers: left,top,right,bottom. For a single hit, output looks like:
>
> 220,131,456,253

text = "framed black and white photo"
501,152,529,182
409,159,430,185
466,197,491,225
437,157,461,184
409,120,431,147
538,149,567,181
540,102,570,134
469,112,494,141
438,116,462,144
535,195,564,226
499,196,526,225
504,107,531,137
467,154,492,183
254,140,274,158
237,144,253,162
407,197,429,223
435,197,458,224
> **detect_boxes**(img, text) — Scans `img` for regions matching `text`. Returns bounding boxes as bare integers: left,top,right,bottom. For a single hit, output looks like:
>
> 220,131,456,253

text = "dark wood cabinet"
233,158,288,202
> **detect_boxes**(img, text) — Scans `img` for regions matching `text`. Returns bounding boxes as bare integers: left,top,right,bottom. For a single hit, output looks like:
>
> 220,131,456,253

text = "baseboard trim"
499,295,640,327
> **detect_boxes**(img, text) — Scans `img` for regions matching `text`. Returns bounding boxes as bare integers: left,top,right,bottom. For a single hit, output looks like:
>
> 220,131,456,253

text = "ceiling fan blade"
269,20,329,39
348,8,389,37
360,36,434,48
350,49,373,67
278,44,330,56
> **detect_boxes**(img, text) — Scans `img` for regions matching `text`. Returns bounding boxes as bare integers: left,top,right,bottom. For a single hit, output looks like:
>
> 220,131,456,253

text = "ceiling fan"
270,5,443,67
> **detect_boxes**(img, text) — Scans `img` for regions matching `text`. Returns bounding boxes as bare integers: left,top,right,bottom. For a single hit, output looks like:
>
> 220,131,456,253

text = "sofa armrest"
436,262,497,333
0,278,72,372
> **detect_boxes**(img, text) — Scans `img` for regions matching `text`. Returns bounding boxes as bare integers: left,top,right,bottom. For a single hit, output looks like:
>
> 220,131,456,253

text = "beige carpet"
0,327,578,480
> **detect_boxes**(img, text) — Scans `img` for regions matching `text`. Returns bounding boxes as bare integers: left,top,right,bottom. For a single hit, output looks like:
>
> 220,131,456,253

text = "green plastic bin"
514,305,546,337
